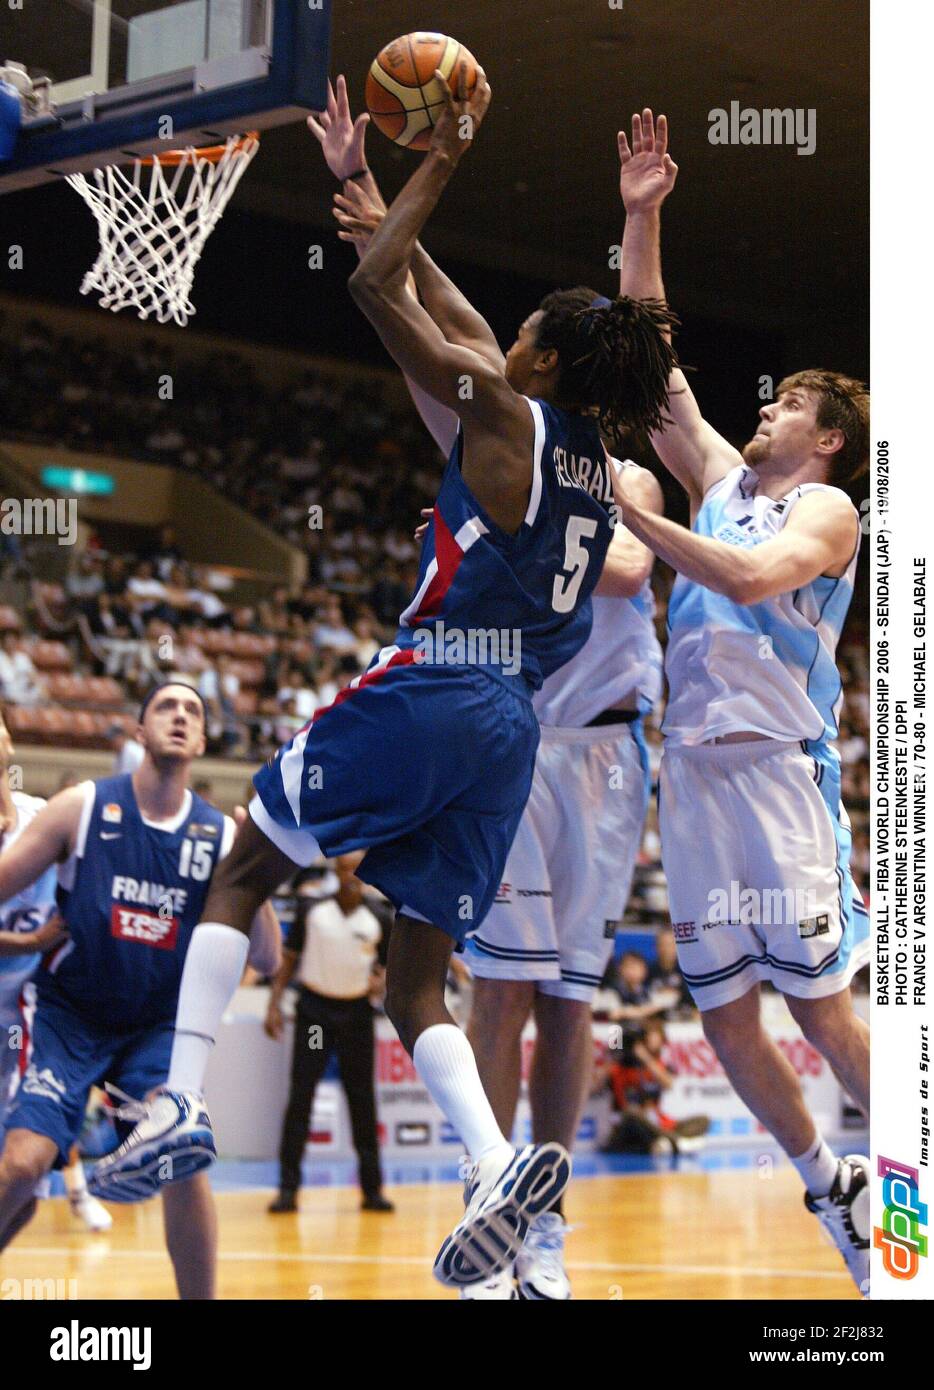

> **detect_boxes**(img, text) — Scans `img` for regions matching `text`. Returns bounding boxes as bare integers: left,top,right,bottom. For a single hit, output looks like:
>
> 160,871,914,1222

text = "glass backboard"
0,0,331,190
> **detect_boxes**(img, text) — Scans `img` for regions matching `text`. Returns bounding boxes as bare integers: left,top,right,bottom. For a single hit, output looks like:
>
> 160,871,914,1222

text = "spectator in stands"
199,654,241,756
278,666,318,723
126,559,170,625
604,951,669,1029
352,613,380,668
314,596,356,655
598,1019,710,1156
108,722,145,775
172,625,210,679
647,927,694,1017
150,524,183,581
187,566,229,628
287,583,322,625
313,653,340,709
65,553,104,606
258,586,292,636
0,632,45,706
274,695,305,746
0,530,23,580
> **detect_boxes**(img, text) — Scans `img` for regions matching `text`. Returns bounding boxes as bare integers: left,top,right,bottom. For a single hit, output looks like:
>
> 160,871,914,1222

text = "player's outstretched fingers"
473,67,492,118
656,112,668,154
335,73,351,121
434,68,457,116
641,107,655,147
618,130,632,163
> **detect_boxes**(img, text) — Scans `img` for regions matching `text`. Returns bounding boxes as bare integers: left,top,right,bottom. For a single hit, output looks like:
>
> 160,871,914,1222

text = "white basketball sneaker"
459,1266,517,1300
87,1089,216,1203
434,1142,571,1288
804,1153,870,1294
516,1211,572,1299
69,1191,113,1232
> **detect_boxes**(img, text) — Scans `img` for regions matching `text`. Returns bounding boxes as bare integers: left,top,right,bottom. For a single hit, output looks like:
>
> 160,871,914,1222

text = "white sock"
790,1134,839,1197
412,1023,512,1165
168,923,249,1094
63,1160,87,1198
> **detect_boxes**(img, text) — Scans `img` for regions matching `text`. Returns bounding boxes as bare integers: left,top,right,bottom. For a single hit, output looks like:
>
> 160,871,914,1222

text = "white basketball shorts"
658,737,870,1012
464,720,651,1002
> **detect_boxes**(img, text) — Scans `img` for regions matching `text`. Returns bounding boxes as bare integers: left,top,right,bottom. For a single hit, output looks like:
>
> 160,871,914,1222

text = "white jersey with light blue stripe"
0,793,57,982
533,562,661,727
663,464,859,746
533,459,662,728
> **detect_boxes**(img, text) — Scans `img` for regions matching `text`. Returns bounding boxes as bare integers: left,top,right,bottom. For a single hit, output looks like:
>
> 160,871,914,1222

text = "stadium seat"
26,639,73,671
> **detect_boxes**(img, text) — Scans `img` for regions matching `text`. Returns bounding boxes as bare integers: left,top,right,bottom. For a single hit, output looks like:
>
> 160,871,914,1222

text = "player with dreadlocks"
90,67,676,1292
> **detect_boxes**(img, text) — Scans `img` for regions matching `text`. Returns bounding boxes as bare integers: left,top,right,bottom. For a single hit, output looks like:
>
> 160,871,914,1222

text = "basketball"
365,32,479,150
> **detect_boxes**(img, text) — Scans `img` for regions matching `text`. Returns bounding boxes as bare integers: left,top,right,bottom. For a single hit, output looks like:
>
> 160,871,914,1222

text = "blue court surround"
189,1138,871,1194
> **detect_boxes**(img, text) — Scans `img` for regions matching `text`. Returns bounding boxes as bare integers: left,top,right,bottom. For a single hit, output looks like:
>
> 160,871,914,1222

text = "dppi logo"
874,1155,928,1279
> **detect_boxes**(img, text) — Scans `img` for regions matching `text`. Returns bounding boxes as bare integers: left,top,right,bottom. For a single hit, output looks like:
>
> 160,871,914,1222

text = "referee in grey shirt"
265,853,393,1213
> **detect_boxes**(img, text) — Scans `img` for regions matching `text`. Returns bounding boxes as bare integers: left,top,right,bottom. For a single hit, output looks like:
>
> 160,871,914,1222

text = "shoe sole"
89,1138,216,1204
433,1143,571,1288
516,1277,571,1301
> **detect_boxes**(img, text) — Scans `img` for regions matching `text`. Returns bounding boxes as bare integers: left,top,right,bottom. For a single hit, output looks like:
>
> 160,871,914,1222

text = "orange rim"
138,131,259,166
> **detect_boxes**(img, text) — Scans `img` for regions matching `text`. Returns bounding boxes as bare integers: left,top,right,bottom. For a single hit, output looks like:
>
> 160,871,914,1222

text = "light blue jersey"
663,464,859,747
0,793,57,983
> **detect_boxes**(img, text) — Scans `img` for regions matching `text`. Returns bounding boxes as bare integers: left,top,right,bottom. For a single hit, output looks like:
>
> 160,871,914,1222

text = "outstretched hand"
307,74,371,180
618,108,678,213
428,62,491,164
333,180,386,248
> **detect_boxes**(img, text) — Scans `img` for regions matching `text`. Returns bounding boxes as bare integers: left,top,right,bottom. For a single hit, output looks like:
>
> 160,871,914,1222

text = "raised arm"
0,785,81,904
316,74,503,371
0,784,83,956
612,470,859,605
617,109,740,511
347,67,534,524
330,178,460,453
595,464,664,597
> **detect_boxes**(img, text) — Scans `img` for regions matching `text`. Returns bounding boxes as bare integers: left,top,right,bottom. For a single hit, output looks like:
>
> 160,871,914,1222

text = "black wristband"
343,167,368,183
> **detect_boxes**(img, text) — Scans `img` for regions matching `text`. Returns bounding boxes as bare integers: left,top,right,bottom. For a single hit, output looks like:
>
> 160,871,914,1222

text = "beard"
742,435,770,467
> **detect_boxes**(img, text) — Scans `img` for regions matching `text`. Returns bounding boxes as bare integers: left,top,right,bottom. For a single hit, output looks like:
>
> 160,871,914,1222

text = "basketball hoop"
66,132,259,328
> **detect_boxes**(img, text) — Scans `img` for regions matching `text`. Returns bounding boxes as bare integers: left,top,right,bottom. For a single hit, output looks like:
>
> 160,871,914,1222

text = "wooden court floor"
3,1168,859,1301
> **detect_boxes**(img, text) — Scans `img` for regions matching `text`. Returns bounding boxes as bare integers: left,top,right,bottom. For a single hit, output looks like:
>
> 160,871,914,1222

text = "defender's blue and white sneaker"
516,1211,572,1299
434,1142,571,1288
87,1090,216,1203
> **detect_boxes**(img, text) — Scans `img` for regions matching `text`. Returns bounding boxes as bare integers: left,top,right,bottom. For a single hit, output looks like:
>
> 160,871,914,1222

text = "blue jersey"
393,398,616,691
38,776,226,1029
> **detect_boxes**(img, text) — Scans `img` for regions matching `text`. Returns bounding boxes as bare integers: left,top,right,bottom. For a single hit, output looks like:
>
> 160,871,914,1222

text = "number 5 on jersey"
552,516,599,613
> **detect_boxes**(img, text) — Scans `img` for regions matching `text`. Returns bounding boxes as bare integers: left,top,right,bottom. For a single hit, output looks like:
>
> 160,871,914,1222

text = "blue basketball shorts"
2,983,174,1166
252,651,540,944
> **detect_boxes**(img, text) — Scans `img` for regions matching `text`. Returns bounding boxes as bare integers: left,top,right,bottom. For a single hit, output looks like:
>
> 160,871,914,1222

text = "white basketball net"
66,133,259,328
